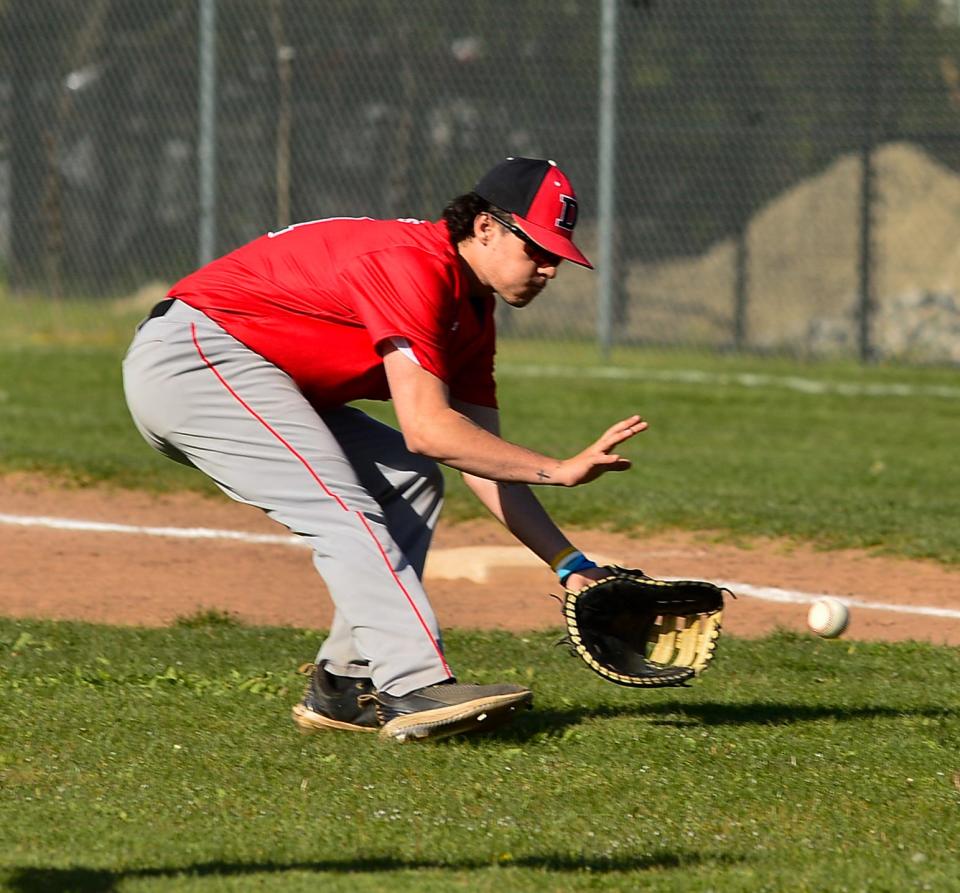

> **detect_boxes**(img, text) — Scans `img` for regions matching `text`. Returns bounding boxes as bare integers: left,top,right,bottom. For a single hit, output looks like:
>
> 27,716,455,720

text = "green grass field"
2,294,960,891
2,617,960,892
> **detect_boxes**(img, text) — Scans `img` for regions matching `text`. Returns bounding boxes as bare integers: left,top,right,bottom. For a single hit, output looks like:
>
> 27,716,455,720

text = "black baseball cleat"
291,664,379,733
373,680,533,743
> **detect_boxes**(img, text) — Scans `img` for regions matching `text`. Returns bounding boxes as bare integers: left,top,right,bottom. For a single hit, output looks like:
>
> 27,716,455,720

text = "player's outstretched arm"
383,346,645,486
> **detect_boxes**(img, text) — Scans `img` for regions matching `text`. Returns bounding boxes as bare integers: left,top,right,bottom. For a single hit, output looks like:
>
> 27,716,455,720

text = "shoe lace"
358,693,387,725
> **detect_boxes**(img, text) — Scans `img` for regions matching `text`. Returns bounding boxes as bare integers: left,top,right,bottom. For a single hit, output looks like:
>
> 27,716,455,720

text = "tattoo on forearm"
537,469,551,482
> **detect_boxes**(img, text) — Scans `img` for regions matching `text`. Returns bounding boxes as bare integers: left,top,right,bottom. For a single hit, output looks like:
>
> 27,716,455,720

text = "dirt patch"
1,472,959,645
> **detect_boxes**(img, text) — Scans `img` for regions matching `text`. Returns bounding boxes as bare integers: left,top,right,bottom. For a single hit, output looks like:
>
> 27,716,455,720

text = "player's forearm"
462,474,573,564
405,408,564,484
386,352,639,486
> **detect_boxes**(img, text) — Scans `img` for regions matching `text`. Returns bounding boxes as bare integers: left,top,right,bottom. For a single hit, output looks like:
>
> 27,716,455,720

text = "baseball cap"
474,157,593,269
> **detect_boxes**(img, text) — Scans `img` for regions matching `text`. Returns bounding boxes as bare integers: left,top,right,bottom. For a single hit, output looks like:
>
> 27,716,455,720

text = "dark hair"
441,192,510,244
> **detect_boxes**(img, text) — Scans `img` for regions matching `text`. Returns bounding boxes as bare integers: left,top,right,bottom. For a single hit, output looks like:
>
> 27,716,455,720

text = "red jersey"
168,218,497,409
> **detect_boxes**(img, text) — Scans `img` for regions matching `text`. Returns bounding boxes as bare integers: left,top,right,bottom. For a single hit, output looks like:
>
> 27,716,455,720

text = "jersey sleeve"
337,247,457,385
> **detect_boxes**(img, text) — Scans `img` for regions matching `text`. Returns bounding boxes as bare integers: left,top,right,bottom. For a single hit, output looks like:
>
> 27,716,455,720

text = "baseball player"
122,157,646,742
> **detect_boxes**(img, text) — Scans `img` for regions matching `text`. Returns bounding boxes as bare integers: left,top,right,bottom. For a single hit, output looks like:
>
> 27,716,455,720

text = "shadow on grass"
5,850,741,892
654,701,954,726
496,700,956,741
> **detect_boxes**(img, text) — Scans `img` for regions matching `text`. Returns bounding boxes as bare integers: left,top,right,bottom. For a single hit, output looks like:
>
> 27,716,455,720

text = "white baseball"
807,597,849,638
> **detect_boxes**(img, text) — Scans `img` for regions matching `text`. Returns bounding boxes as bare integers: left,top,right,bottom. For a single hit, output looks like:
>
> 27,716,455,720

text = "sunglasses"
487,213,562,268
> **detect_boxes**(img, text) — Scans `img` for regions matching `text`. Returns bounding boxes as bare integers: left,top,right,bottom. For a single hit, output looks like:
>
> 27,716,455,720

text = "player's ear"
473,211,495,246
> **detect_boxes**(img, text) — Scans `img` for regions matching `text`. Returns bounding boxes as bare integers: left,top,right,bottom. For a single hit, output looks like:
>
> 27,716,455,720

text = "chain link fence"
4,0,960,363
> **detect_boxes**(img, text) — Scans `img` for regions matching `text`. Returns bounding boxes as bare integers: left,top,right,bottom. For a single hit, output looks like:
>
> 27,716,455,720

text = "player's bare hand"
554,415,647,486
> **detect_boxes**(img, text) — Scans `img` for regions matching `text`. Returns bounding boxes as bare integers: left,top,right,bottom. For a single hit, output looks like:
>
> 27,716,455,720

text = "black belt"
137,298,175,331
147,298,175,320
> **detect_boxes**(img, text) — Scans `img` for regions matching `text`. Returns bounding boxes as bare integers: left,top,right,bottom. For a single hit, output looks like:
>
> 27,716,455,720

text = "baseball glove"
561,566,728,688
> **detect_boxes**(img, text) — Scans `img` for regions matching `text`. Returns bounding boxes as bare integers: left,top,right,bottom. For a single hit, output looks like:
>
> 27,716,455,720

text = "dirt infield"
2,472,959,645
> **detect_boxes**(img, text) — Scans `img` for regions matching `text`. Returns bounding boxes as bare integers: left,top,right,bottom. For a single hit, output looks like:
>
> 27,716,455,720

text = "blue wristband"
557,552,598,585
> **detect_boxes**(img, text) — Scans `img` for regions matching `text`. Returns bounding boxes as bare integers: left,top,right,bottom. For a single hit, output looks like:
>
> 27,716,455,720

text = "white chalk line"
0,513,304,547
3,511,959,621
713,580,960,620
497,364,960,400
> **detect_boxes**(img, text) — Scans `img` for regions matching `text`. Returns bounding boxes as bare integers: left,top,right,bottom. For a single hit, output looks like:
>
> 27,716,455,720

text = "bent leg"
122,301,451,695
315,406,445,676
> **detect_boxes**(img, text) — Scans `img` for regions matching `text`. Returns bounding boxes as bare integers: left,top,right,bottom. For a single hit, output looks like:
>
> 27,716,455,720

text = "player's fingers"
613,416,647,438
598,417,647,451
606,414,644,434
594,454,631,472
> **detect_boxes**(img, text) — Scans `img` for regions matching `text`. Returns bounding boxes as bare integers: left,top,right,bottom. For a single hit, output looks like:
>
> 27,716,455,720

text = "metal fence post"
197,0,217,267
596,0,619,360
857,0,876,363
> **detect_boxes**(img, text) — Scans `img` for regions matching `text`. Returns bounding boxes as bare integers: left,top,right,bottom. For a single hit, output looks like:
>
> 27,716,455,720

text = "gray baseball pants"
122,299,452,696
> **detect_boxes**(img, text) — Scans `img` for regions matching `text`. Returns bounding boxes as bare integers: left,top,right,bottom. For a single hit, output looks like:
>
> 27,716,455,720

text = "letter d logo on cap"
556,195,578,231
